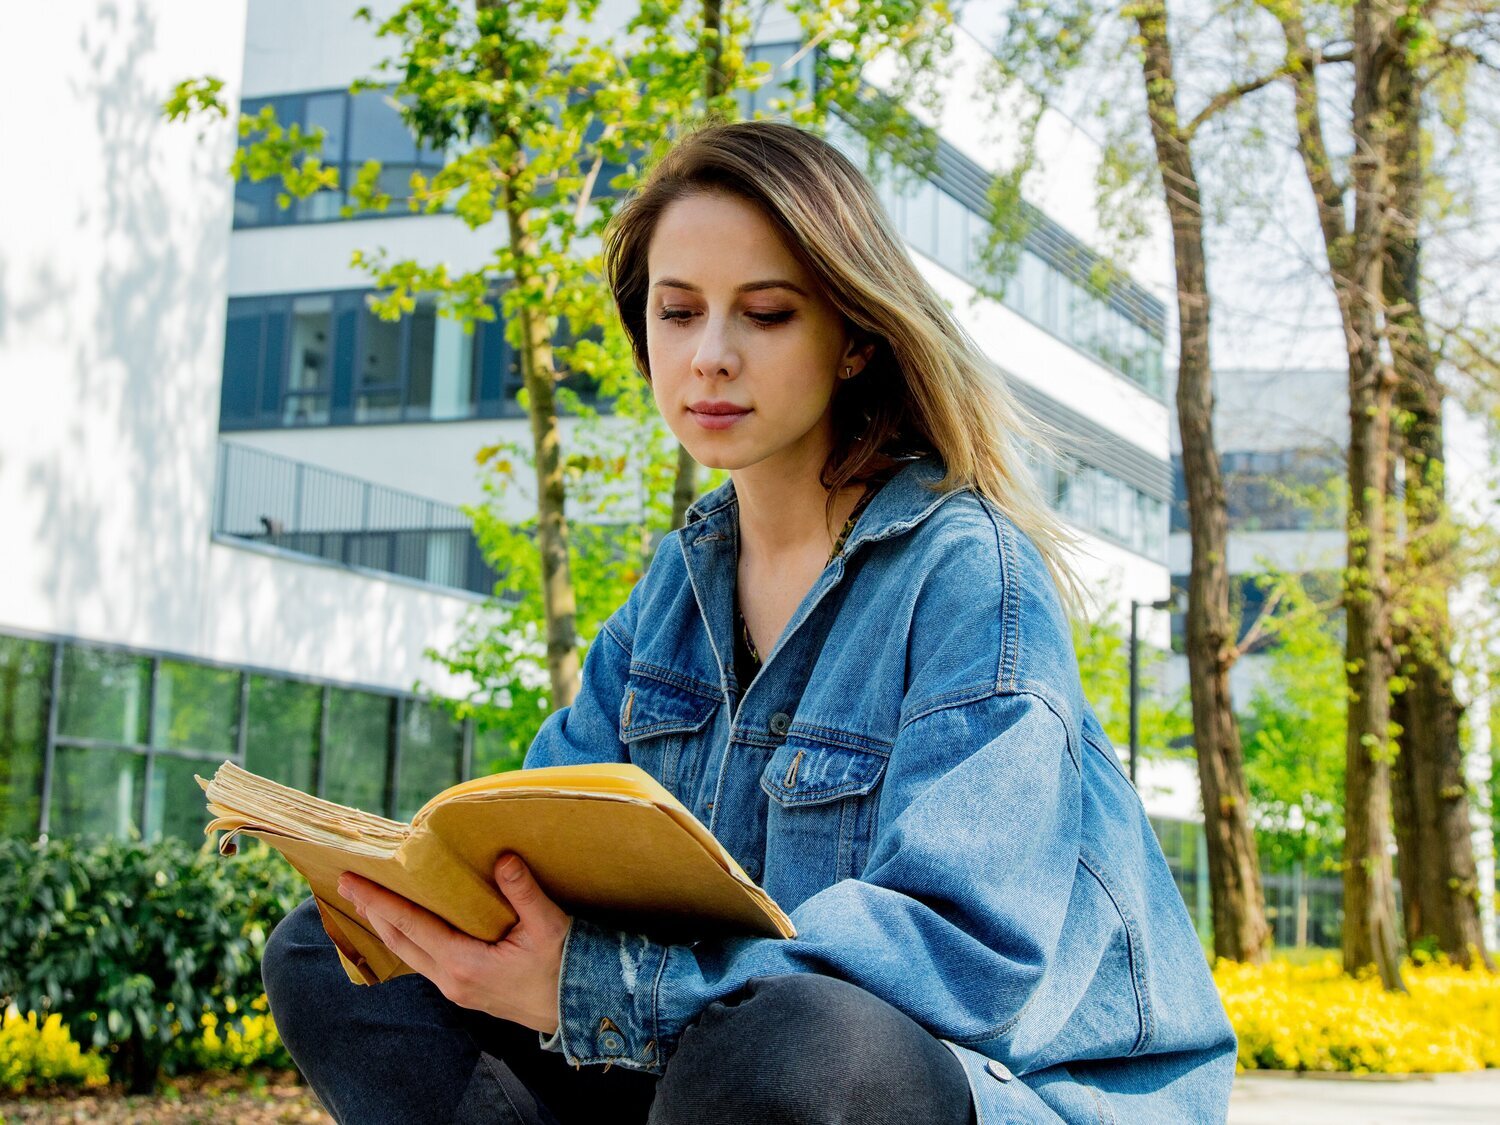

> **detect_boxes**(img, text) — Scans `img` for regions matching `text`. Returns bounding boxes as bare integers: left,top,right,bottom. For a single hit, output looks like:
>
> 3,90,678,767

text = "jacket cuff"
552,916,671,1073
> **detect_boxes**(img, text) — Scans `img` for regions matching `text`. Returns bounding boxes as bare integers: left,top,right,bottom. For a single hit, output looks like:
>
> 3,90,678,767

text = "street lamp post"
1128,596,1176,786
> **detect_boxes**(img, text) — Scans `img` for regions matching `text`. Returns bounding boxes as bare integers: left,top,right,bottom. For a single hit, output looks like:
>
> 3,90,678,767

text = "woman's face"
644,191,870,477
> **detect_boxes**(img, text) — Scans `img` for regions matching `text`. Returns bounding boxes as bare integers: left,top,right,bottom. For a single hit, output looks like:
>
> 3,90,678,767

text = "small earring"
841,365,854,380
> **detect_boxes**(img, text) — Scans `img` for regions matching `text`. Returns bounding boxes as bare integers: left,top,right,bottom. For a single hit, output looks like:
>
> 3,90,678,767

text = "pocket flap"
760,737,890,806
618,675,720,743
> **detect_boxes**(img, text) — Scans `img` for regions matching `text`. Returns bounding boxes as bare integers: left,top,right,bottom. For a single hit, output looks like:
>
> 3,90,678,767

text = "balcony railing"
213,441,499,596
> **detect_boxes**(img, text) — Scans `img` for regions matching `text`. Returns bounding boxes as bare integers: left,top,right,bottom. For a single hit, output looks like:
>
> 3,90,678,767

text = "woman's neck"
731,452,866,567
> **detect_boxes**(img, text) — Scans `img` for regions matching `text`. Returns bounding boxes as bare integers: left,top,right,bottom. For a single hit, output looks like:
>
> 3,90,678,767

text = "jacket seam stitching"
625,661,721,700
784,722,894,753
1078,850,1153,1057
899,687,1082,775
1082,727,1133,786
647,941,668,1072
988,500,1021,694
600,618,633,655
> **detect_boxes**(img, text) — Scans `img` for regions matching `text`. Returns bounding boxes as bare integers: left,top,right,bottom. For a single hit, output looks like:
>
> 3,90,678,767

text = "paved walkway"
1230,1070,1500,1122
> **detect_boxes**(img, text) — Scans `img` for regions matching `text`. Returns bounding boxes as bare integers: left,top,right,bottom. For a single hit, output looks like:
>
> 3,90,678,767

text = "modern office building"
3,1,1186,894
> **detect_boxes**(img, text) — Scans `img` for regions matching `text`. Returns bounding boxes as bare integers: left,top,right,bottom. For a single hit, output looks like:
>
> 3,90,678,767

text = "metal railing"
213,441,500,596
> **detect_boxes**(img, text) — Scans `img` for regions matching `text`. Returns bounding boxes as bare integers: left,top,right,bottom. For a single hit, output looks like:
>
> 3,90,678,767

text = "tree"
1256,0,1403,986
984,0,1279,962
1125,0,1276,963
1240,573,1347,874
1378,4,1491,968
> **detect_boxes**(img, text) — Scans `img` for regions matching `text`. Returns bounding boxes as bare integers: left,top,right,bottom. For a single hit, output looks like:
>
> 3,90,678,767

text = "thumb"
495,853,567,932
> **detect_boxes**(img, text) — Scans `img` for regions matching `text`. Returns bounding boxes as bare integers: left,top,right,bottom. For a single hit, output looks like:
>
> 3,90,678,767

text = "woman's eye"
654,309,794,327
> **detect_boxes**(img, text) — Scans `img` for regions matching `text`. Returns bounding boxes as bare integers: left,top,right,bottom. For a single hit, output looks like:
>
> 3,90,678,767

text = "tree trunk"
1272,0,1404,988
1133,0,1269,963
477,0,580,708
506,215,581,710
1383,38,1491,968
1340,0,1406,987
668,0,728,530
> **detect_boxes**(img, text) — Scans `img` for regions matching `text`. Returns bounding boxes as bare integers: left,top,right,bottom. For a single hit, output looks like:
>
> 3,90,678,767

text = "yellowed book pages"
197,761,795,986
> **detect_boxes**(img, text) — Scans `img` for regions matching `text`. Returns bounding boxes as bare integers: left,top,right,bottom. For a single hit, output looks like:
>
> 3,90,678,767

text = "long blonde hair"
602,119,1082,612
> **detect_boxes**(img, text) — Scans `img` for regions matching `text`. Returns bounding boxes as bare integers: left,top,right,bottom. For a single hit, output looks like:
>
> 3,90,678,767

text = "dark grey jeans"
263,897,975,1125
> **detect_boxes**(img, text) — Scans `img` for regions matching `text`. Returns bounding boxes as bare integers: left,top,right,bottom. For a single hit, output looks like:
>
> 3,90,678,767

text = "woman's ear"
843,337,878,378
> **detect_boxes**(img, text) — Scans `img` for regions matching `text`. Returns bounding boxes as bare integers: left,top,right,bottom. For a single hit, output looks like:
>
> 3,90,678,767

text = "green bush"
0,835,303,1093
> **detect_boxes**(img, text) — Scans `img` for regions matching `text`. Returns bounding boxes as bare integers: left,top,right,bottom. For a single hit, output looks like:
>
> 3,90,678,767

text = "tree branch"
1183,44,1354,142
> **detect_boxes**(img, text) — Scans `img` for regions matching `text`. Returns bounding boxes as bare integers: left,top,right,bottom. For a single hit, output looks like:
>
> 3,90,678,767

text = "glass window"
395,700,463,821
405,301,437,417
284,295,334,425
57,645,150,746
934,189,969,276
356,307,404,422
429,316,476,420
221,305,264,426
151,660,240,755
322,689,391,814
245,676,323,793
301,92,347,221
145,755,217,845
348,90,418,166
902,179,939,260
48,746,145,839
0,636,51,836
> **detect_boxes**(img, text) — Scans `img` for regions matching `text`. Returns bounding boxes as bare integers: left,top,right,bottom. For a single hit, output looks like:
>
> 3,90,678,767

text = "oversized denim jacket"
522,457,1236,1123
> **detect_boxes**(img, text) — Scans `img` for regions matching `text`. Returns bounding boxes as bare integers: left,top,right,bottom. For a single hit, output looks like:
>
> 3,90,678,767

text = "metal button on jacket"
986,1059,1014,1082
768,711,792,736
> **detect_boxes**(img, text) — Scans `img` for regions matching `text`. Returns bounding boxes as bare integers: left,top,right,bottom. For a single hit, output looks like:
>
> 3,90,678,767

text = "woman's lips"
688,405,752,430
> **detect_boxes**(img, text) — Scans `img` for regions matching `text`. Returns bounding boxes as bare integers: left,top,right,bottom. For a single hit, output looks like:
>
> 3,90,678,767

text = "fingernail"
337,875,353,899
499,855,522,879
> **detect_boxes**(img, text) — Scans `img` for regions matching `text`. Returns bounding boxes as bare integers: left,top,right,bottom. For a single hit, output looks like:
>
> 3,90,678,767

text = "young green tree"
172,2,962,736
1239,573,1347,874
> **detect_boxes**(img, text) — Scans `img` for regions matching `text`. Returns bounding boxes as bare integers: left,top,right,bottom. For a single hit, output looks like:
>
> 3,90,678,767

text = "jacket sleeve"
542,685,1084,1074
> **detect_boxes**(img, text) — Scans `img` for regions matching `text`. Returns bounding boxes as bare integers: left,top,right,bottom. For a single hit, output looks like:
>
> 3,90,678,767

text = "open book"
197,761,795,986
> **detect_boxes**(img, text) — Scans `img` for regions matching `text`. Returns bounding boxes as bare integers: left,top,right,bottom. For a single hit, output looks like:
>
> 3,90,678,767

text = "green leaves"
161,76,227,122
0,836,303,1092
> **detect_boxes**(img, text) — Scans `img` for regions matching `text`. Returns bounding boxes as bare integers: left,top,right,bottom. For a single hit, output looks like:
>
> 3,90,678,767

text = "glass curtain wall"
0,632,475,843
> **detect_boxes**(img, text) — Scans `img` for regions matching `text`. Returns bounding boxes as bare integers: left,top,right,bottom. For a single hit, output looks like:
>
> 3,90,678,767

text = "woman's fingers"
338,872,446,979
494,854,570,944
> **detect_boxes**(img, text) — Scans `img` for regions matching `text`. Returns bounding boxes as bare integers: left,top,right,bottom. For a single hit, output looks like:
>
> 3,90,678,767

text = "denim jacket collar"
681,455,958,560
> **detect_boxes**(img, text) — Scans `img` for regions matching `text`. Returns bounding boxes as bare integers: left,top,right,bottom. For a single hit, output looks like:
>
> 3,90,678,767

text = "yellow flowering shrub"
184,994,291,1071
0,1005,109,1094
1216,955,1500,1074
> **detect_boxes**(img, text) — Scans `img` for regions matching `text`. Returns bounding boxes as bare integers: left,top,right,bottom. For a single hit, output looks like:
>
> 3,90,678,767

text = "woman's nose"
691,316,740,380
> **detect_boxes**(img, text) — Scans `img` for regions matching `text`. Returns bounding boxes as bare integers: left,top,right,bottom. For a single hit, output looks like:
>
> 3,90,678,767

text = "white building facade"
1,3,1179,863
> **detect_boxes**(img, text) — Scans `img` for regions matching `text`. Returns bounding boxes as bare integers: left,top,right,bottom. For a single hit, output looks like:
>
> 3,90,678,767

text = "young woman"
263,120,1236,1124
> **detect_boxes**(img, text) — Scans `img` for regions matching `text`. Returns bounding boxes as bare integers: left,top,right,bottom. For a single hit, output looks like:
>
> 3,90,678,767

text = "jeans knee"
653,975,970,1125
261,897,335,1043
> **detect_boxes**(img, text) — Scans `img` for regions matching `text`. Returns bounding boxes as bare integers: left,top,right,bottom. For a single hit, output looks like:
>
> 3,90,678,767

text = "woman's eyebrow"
651,277,811,298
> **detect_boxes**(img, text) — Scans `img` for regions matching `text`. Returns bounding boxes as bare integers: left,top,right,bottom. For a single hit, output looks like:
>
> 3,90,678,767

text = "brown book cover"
197,761,795,986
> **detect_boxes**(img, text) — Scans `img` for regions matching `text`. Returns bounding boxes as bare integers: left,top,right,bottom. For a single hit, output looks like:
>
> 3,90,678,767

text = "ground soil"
0,1070,332,1124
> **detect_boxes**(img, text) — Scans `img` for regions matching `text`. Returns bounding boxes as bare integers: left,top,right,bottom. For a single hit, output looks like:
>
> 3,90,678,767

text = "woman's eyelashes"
655,308,795,328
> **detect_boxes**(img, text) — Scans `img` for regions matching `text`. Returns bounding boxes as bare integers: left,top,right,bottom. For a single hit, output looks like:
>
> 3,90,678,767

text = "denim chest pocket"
759,735,890,905
618,674,719,802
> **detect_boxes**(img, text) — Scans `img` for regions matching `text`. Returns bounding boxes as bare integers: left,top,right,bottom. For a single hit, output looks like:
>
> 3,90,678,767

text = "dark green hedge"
0,834,303,1092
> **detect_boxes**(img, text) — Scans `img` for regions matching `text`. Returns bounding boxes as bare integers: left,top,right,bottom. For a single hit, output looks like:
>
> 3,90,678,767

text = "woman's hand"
336,854,570,1036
